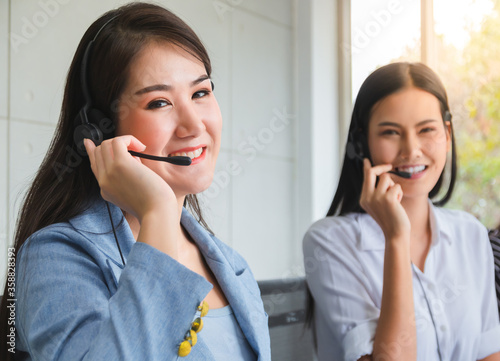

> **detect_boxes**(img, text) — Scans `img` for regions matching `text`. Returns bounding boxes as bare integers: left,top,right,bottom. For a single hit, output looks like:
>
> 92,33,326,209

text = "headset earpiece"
346,125,366,162
74,108,104,153
444,110,452,122
346,140,364,161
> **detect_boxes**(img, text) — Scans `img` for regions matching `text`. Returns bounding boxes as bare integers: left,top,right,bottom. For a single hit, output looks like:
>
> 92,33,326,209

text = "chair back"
258,277,316,361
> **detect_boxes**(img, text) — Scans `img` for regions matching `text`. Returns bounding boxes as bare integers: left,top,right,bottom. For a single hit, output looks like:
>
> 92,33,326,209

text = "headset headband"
80,15,118,112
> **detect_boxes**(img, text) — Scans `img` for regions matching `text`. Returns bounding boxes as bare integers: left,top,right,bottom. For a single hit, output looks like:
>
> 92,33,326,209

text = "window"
350,0,500,229
351,0,420,97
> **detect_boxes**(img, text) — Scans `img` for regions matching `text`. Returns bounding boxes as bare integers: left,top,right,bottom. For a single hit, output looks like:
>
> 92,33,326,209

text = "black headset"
346,126,367,162
72,15,127,265
73,15,118,154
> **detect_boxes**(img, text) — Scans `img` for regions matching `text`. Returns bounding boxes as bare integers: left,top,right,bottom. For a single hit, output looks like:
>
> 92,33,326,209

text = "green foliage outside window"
439,0,500,228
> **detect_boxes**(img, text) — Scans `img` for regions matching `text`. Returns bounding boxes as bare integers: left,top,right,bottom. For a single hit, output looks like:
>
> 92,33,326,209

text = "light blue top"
197,306,256,361
14,197,271,360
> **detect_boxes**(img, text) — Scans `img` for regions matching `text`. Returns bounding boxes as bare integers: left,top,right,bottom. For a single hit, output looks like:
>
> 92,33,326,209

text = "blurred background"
0,0,499,285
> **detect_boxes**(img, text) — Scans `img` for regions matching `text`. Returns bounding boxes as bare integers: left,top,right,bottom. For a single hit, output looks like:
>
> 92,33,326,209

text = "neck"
401,195,430,242
125,195,186,240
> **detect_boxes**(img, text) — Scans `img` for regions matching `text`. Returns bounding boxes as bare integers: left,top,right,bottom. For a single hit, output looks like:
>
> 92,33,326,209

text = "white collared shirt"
303,202,500,361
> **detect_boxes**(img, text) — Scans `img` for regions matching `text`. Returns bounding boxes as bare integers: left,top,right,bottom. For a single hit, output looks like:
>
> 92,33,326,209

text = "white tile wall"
231,9,294,159
9,120,55,238
10,0,130,124
232,154,295,280
238,0,293,27
0,0,7,118
200,150,233,246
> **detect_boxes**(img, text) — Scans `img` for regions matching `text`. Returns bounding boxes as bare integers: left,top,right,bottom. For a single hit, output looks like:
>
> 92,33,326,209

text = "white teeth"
169,147,204,159
398,165,426,174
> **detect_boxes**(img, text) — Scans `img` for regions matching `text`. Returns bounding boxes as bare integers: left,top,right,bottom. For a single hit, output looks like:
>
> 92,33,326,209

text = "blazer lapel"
181,209,270,360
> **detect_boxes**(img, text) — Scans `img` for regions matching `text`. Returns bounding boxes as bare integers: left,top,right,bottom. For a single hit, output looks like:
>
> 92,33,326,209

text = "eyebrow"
134,75,210,95
377,119,439,127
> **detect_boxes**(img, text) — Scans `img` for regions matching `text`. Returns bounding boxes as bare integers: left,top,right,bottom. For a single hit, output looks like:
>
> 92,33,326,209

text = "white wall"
1,0,340,282
295,0,342,271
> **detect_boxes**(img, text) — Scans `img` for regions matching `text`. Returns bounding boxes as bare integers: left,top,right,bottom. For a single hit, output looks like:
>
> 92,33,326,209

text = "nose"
174,101,206,138
400,133,422,160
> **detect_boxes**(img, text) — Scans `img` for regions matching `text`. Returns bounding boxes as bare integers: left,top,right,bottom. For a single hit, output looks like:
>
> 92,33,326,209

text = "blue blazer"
14,198,270,360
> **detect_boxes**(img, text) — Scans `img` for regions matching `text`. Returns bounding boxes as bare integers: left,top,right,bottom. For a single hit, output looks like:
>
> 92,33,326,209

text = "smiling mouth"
396,165,427,176
168,147,205,160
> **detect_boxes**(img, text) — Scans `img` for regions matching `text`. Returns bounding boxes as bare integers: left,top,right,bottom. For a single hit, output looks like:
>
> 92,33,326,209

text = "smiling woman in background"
303,62,500,361
0,3,270,360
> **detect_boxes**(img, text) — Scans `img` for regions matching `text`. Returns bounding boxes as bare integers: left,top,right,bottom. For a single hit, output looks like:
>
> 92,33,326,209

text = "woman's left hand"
84,136,178,223
359,158,411,241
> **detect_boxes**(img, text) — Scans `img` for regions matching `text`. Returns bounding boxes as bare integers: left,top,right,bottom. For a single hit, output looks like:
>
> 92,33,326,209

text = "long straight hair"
0,3,213,359
306,62,458,332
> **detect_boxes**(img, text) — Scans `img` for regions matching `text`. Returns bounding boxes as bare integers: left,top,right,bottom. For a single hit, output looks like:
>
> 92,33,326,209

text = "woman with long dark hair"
0,3,270,360
303,62,500,361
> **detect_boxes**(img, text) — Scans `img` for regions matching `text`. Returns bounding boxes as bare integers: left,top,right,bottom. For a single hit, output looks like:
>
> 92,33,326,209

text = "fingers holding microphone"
360,158,410,239
360,158,394,211
83,136,146,185
83,136,176,221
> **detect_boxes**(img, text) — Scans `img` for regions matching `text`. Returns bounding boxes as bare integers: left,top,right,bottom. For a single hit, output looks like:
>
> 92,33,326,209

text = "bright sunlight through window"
351,0,500,229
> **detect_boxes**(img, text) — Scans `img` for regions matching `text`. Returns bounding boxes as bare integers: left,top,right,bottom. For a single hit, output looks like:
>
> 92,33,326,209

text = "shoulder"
433,206,493,266
18,200,127,267
17,221,111,278
20,222,83,256
305,214,359,238
434,206,488,237
303,213,364,254
434,206,484,226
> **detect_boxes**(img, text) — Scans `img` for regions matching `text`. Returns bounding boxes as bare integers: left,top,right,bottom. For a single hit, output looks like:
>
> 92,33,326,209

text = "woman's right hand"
84,136,177,223
359,158,411,240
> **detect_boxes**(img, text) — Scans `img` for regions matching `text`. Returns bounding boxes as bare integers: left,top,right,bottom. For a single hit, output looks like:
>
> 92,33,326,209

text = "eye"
380,129,399,136
146,99,170,110
192,89,211,99
420,127,435,133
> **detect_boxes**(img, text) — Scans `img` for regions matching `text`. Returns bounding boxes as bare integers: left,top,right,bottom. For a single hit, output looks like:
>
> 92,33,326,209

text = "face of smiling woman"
116,42,222,199
367,86,451,201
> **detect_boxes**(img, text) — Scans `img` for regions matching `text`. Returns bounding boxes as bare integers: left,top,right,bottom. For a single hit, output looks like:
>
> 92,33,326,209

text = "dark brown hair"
1,3,212,359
